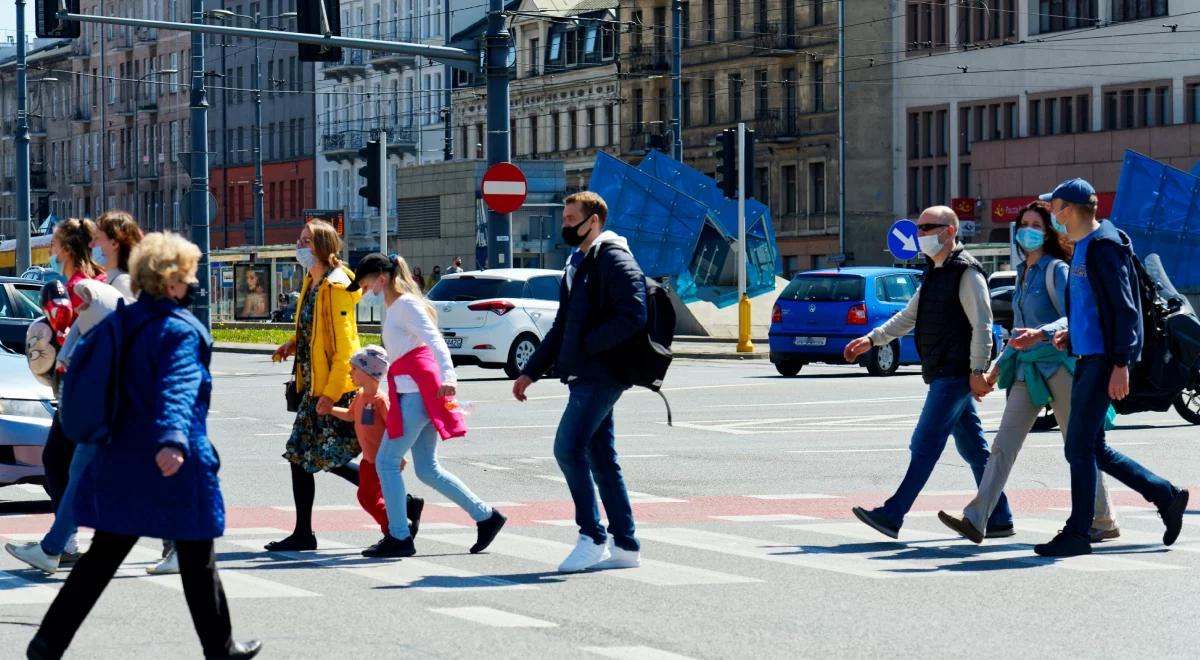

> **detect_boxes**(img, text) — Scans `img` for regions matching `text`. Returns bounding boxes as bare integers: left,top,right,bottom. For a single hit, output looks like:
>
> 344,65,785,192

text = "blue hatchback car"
768,267,923,377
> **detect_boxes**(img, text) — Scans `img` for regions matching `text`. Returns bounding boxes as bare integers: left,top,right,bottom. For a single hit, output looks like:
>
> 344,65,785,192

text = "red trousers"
357,460,389,533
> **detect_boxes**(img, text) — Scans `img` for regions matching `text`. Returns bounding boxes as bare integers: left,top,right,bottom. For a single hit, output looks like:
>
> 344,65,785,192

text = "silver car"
0,347,54,489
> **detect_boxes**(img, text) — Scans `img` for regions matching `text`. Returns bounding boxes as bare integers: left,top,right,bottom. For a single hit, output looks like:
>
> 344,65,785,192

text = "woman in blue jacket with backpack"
26,233,260,660
938,201,1118,544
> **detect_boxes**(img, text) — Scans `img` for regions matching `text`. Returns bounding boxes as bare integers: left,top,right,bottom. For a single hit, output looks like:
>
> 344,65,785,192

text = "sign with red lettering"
990,197,1033,224
951,197,977,220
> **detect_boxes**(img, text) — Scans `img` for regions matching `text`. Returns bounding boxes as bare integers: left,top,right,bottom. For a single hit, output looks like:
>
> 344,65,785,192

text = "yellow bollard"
737,293,755,353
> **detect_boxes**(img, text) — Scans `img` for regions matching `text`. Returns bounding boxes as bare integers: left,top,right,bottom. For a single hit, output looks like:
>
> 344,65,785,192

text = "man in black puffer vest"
844,205,1013,539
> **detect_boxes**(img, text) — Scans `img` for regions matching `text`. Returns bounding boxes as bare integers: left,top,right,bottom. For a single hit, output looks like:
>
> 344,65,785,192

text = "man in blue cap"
1033,178,1189,557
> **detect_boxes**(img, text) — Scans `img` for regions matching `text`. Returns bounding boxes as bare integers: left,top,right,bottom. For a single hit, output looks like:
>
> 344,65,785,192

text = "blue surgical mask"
92,245,107,267
295,247,317,270
48,254,61,273
1016,227,1046,252
362,291,382,306
1050,214,1067,233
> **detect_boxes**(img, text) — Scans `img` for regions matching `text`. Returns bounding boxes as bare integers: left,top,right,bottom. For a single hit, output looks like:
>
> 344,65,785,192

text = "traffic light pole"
736,121,753,353
670,0,682,161
189,0,213,328
485,0,512,269
378,132,387,254
14,0,31,273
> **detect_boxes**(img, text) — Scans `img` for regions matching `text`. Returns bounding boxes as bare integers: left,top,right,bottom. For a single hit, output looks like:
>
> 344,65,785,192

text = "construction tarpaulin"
1110,150,1200,291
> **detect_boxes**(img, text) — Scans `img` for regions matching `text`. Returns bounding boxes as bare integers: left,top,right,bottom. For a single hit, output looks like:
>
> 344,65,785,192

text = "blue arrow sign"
887,219,920,261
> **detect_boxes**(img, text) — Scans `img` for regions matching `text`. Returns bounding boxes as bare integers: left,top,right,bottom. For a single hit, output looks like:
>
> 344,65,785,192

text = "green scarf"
996,343,1076,408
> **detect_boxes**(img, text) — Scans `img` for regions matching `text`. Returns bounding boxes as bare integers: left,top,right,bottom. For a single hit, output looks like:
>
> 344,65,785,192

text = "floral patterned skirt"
283,391,360,473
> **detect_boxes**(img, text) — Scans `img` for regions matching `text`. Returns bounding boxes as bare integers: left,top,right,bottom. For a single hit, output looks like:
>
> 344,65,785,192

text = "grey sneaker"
1089,527,1121,543
4,541,59,575
147,549,180,575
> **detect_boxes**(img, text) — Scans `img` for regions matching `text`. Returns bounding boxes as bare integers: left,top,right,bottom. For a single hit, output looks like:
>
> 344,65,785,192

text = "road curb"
211,344,771,361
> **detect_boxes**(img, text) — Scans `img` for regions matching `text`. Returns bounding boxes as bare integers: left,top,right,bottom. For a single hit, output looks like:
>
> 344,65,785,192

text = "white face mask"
918,230,946,258
362,279,385,305
295,247,317,270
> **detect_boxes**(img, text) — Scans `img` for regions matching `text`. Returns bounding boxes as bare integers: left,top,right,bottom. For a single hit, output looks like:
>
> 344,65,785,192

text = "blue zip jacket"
1064,220,1143,368
522,232,648,383
75,294,225,541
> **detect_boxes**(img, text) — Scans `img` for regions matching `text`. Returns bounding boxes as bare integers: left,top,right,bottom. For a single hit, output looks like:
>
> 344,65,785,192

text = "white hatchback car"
427,268,563,379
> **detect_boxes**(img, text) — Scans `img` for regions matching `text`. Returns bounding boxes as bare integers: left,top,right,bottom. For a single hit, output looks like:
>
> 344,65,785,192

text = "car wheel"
1173,388,1200,425
1032,406,1059,431
865,341,900,377
774,362,803,377
505,333,540,380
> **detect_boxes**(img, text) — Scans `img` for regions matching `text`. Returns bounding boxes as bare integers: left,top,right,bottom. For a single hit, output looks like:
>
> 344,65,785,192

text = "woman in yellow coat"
267,220,363,551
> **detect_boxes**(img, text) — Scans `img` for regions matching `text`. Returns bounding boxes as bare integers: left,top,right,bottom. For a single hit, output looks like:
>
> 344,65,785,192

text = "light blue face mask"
92,245,107,267
48,254,61,273
1050,213,1067,233
1016,227,1046,252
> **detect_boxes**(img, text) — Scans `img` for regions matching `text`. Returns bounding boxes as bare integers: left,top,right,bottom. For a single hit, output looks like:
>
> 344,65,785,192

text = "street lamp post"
133,69,179,230
207,9,296,246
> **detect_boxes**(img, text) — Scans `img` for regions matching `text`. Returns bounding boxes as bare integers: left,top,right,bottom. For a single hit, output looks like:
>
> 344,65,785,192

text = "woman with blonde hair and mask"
268,221,423,551
344,252,505,557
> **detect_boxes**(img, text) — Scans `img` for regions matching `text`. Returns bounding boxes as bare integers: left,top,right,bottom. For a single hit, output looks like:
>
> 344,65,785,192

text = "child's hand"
315,397,334,415
400,458,408,472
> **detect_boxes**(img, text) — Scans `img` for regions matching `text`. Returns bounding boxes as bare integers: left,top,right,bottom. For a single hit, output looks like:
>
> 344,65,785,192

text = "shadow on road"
0,500,52,515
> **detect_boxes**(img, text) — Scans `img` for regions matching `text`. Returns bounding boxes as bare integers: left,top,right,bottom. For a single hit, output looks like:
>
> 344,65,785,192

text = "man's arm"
1091,242,1142,368
582,250,648,353
867,290,920,346
959,269,994,372
521,282,567,380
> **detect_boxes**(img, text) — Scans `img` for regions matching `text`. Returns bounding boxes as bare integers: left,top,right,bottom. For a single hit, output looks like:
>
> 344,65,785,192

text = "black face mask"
561,218,591,247
178,281,202,307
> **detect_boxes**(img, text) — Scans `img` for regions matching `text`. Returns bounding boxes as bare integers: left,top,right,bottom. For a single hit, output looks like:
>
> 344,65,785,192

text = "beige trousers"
963,367,1116,533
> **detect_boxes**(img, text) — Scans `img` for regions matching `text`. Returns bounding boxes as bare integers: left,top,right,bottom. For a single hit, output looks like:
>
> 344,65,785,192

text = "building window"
812,61,824,112
782,164,797,214
680,2,691,45
1112,0,1169,22
1036,1,1098,34
550,112,560,152
936,110,948,155
704,78,716,125
1104,91,1118,129
755,70,769,119
586,108,596,148
813,0,823,25
809,162,826,214
529,115,539,155
1156,85,1172,125
960,0,1017,44
681,81,692,128
634,88,644,133
959,106,972,154
1030,99,1042,136
1188,83,1200,123
704,0,715,43
731,0,742,39
729,74,743,121
905,0,948,51
528,38,539,76
959,162,972,198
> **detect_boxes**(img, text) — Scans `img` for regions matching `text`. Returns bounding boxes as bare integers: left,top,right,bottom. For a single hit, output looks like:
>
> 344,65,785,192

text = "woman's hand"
984,366,999,387
437,384,457,398
316,396,335,415
1007,328,1042,351
272,339,297,363
156,447,185,477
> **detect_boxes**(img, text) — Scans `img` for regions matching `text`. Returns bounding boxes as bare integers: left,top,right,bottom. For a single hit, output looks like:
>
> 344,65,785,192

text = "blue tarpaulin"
1110,150,1200,291
587,150,781,307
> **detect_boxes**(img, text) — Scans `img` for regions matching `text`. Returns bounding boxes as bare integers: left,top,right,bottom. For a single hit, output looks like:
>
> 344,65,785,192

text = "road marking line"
582,646,698,660
225,538,532,592
709,395,927,409
13,484,44,495
746,494,840,500
271,505,364,512
359,522,469,532
469,424,560,430
468,462,514,471
621,454,668,458
636,527,924,579
535,475,567,483
119,544,320,599
711,514,821,523
0,571,59,605
1016,518,1200,555
787,448,908,454
430,606,556,628
431,501,526,508
222,527,291,537
420,532,758,586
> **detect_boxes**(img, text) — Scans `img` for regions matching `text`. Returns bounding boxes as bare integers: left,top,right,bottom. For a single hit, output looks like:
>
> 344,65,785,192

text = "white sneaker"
5,541,60,575
146,550,180,575
593,541,641,570
557,534,611,573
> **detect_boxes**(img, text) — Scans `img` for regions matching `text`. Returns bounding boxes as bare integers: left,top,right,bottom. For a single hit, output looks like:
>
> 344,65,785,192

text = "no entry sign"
481,162,528,214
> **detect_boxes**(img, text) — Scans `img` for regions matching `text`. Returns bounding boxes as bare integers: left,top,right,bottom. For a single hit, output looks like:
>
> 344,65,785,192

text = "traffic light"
742,128,756,199
357,140,381,209
35,0,80,39
297,0,342,63
716,128,737,199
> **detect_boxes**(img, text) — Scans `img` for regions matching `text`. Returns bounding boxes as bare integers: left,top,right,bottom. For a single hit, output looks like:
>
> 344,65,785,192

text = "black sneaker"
852,506,899,539
362,535,416,558
206,640,263,660
407,495,425,539
470,510,507,554
938,511,983,544
1160,488,1189,546
264,533,317,552
58,550,82,566
362,536,389,556
1033,530,1091,557
26,635,60,660
985,523,1015,539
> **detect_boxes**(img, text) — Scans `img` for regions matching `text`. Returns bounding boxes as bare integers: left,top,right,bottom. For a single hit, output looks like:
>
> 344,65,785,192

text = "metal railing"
322,49,367,70
754,23,799,51
624,46,669,74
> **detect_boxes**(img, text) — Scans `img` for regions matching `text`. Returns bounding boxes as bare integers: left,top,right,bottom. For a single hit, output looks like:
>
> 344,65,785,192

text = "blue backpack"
58,301,153,445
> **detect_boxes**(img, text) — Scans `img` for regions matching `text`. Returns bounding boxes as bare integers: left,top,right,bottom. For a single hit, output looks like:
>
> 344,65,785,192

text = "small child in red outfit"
320,346,421,552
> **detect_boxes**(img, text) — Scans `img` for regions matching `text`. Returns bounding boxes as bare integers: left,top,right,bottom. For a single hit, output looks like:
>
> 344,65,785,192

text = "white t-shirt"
382,293,457,394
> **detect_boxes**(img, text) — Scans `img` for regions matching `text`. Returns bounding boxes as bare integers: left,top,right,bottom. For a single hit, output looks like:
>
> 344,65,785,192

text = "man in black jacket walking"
513,191,648,573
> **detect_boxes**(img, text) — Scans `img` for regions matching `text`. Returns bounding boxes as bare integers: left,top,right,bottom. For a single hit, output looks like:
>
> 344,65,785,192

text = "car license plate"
445,337,463,349
793,336,827,347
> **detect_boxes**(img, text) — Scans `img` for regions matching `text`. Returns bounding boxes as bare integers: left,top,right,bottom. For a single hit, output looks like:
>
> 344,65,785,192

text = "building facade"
893,0,1199,268
315,0,480,253
206,0,319,248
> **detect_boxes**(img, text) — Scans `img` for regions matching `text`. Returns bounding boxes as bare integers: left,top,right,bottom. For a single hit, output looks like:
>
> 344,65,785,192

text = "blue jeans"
881,376,1013,529
42,443,97,556
553,380,638,552
375,394,491,540
1063,357,1176,536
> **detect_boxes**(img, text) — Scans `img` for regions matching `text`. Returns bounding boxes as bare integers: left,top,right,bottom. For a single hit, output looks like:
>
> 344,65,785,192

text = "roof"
798,267,922,277
566,0,619,14
441,268,563,281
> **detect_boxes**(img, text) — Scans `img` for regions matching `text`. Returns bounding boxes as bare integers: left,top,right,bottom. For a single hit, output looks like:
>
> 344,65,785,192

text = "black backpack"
1113,253,1193,415
587,244,678,424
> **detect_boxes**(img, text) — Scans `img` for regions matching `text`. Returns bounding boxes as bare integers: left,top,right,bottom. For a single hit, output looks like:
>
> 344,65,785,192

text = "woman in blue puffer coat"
25,233,260,660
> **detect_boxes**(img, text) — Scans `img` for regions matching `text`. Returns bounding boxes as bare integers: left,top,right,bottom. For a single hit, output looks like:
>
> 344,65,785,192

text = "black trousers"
35,532,235,657
41,413,75,513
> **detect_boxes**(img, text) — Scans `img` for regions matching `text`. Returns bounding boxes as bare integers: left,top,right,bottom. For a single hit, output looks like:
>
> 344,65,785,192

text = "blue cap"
1039,178,1097,205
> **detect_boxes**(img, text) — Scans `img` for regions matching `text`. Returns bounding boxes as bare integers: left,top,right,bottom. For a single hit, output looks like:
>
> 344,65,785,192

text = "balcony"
320,125,418,162
135,27,157,44
72,41,91,57
72,107,92,122
368,40,416,73
749,109,800,140
322,50,369,82
112,31,133,51
31,169,49,192
69,169,92,185
754,23,799,53
623,46,670,75
628,125,670,154
138,97,158,112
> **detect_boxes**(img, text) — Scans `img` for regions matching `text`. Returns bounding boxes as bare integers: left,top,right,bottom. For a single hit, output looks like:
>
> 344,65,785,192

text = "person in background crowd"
427,265,442,293
446,257,465,274
346,253,505,558
844,205,1014,540
1033,178,1188,557
938,201,1119,544
89,210,144,300
514,191,648,573
24,232,261,660
412,266,426,293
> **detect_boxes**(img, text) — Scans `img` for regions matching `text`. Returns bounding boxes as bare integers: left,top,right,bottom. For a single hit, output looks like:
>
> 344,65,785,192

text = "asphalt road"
2,356,1198,659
